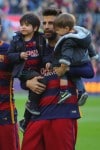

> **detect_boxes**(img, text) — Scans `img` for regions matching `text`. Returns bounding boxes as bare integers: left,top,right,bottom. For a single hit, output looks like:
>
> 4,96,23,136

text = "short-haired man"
21,8,80,150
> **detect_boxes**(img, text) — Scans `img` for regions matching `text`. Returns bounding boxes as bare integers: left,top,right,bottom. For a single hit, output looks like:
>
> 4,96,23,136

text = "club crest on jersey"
0,55,4,62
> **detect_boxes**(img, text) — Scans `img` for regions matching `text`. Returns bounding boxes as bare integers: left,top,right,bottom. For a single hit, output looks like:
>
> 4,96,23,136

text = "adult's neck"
48,37,58,47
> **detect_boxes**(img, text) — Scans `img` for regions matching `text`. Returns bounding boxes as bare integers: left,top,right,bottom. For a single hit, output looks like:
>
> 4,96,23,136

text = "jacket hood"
54,26,91,50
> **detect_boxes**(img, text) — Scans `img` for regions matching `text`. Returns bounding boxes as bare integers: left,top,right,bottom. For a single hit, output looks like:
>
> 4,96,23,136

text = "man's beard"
44,31,57,41
48,32,57,41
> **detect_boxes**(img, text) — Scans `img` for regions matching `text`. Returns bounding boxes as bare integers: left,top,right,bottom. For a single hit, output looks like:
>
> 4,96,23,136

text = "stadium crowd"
0,0,100,14
0,0,100,75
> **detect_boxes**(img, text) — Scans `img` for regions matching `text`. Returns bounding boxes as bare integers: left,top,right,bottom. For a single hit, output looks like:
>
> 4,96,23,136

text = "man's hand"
26,76,46,94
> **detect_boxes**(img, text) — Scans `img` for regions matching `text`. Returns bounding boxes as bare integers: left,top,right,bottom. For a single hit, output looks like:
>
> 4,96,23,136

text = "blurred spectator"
87,0,100,13
18,0,35,13
0,0,10,13
73,0,89,13
9,0,20,14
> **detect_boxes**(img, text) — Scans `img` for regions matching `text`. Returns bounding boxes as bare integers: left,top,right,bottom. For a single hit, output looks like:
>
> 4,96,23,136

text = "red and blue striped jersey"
0,41,17,125
31,45,81,121
23,38,42,73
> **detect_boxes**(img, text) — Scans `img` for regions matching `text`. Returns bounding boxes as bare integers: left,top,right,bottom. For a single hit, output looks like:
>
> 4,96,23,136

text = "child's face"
20,22,36,37
55,26,70,36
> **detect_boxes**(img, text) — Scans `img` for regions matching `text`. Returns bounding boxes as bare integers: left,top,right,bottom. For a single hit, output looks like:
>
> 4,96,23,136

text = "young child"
7,12,47,131
53,12,98,105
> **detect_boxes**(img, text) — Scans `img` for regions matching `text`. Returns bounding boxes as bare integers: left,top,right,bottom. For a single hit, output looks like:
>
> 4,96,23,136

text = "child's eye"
25,23,30,26
20,22,30,26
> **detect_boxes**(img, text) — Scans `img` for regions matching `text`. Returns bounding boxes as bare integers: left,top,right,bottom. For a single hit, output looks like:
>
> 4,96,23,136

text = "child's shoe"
58,90,72,104
78,91,88,106
25,101,40,115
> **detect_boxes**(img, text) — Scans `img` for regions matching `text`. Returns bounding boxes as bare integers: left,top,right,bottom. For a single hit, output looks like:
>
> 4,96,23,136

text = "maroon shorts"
22,119,77,150
0,123,20,150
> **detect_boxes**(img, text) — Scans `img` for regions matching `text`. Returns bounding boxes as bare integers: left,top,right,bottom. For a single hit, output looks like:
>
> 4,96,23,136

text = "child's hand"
20,52,28,60
53,67,65,77
53,64,69,77
45,62,52,71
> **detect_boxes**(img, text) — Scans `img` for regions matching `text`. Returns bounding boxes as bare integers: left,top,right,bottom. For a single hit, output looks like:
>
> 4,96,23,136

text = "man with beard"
21,8,80,150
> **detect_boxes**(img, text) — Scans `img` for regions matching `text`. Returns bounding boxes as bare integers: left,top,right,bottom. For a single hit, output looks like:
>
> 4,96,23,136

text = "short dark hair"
20,12,40,31
42,8,62,16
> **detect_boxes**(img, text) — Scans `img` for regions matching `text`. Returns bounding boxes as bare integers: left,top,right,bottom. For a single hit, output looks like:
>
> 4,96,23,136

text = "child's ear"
34,26,38,31
65,26,70,33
